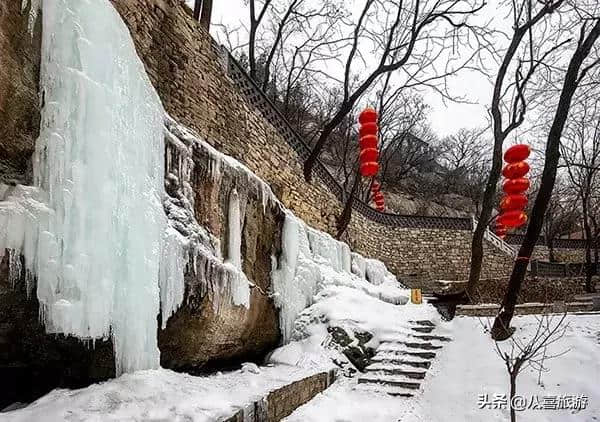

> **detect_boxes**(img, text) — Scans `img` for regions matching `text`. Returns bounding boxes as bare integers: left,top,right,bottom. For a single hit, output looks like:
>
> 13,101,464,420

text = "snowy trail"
285,313,600,422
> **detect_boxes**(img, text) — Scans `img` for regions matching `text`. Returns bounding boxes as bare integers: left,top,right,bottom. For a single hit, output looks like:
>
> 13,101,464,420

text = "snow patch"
271,211,407,345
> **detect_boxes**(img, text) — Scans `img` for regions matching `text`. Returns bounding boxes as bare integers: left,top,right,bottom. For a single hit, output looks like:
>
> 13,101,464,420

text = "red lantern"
497,210,528,228
359,107,378,124
496,228,507,237
359,148,379,163
502,161,530,179
359,135,378,149
371,181,380,193
361,162,379,177
503,177,530,194
359,122,378,138
504,144,531,164
358,107,380,178
500,194,528,211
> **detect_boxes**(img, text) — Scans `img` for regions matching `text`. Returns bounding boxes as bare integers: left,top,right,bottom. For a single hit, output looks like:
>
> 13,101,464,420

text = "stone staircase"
353,320,451,397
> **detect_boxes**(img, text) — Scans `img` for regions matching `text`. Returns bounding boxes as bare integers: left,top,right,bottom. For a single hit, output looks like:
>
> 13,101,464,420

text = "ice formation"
163,117,258,311
224,189,250,307
271,212,322,343
271,211,405,344
0,0,187,375
365,258,397,285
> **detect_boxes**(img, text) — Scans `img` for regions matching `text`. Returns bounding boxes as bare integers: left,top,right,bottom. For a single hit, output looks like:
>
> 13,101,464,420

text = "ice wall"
271,211,403,344
0,0,186,375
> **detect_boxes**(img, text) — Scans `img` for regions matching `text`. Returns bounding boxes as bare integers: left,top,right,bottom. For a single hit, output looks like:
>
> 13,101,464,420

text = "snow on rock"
365,258,397,285
351,252,366,279
271,211,408,346
165,116,281,214
240,362,261,374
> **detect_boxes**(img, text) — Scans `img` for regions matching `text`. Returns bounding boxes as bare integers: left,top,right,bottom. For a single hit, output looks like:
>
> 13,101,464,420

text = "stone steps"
409,326,435,333
357,376,421,390
365,366,427,379
353,319,452,399
369,358,432,369
353,383,415,397
411,334,452,342
381,341,443,351
410,320,435,327
376,349,437,360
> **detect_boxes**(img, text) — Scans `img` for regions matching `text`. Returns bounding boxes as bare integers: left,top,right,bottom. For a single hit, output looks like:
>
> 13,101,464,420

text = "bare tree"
438,128,491,213
482,313,570,422
302,0,490,181
467,0,569,298
491,14,600,341
541,180,579,261
245,0,348,92
561,92,600,291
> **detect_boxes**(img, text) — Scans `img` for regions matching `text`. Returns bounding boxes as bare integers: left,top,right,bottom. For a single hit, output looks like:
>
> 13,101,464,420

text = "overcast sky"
207,0,507,138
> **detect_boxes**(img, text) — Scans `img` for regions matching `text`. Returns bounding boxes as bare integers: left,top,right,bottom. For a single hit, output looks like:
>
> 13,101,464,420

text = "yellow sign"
411,289,422,304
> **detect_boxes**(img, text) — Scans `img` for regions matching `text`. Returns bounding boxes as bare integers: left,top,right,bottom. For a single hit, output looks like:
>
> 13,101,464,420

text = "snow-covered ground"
408,314,600,422
0,365,322,422
286,313,600,422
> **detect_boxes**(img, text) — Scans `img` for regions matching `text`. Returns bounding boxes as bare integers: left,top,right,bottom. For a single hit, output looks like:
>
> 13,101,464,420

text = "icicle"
271,212,321,343
159,228,186,329
225,189,250,308
8,250,22,287
21,0,41,36
351,252,367,279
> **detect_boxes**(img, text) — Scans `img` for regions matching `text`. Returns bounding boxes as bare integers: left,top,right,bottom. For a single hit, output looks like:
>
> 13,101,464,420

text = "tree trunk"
304,109,350,181
336,175,360,239
491,19,600,341
466,162,502,299
193,0,202,20
200,0,213,31
582,204,596,292
509,372,517,422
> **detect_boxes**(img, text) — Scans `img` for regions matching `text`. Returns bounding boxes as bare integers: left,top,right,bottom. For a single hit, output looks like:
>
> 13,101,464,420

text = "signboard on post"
411,289,422,304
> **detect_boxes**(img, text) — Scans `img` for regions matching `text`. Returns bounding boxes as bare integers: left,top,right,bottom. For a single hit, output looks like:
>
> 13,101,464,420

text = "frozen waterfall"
0,0,184,375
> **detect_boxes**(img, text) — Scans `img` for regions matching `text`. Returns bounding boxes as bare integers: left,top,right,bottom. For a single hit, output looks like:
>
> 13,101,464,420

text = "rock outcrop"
0,0,41,184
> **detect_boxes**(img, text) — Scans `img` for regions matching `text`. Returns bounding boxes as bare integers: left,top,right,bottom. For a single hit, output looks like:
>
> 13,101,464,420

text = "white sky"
208,0,507,138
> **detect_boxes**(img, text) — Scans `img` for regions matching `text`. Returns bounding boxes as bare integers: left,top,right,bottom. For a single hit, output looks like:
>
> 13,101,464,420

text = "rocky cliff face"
0,0,41,184
158,119,282,371
0,1,281,405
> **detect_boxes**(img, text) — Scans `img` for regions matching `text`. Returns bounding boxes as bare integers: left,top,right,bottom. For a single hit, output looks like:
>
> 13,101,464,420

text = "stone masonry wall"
224,370,336,422
111,0,524,282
